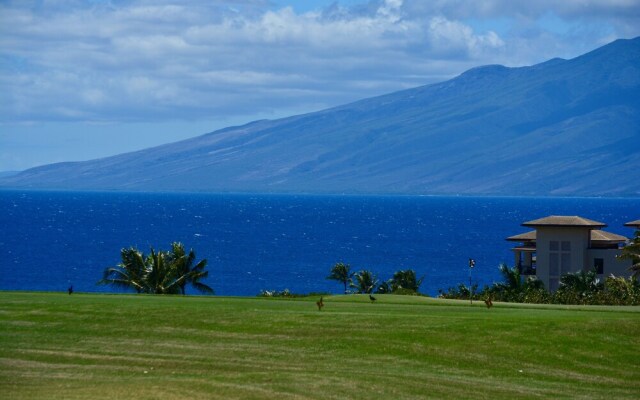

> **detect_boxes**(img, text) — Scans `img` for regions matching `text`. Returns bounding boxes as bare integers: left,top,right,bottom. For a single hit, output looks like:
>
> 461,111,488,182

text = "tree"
491,263,545,302
559,269,602,293
327,262,354,294
376,279,393,294
99,247,147,293
619,230,640,277
144,247,181,294
604,275,640,305
495,263,523,293
438,283,474,300
351,270,379,294
99,243,213,295
390,269,424,293
167,242,214,295
554,269,603,305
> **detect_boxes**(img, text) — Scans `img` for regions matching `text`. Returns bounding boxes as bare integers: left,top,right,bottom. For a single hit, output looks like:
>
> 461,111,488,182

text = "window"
594,258,604,274
549,278,559,292
549,253,559,276
561,253,572,274
549,240,572,291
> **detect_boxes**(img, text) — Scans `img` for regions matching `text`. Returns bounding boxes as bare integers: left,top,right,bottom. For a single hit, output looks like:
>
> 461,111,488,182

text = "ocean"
0,190,638,296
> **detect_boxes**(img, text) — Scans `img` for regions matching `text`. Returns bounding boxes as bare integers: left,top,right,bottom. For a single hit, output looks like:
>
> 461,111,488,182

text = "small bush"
258,289,295,298
439,266,639,306
438,283,479,300
392,288,420,296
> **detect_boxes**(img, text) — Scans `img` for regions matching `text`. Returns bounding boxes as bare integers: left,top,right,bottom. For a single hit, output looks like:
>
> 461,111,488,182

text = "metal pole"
469,258,475,305
469,267,472,305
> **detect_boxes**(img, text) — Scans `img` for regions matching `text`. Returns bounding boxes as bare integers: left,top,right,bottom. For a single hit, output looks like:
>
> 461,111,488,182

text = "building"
507,215,631,291
625,220,640,229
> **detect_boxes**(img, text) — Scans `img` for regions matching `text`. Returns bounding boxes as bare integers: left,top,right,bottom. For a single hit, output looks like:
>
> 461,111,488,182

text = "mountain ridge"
2,37,639,196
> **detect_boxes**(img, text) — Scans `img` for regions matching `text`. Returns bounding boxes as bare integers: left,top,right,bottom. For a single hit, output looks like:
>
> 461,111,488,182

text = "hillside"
2,37,639,196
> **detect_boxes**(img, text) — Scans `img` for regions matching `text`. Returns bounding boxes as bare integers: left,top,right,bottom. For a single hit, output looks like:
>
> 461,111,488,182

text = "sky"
1,0,640,171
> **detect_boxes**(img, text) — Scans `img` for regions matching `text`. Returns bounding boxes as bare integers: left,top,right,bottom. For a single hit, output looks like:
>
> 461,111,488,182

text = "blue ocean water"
0,191,638,296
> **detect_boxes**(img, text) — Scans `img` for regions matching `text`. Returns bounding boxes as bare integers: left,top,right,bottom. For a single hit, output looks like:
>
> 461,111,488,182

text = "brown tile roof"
506,229,627,243
590,230,628,243
522,215,606,228
624,220,640,228
510,246,536,252
506,231,536,242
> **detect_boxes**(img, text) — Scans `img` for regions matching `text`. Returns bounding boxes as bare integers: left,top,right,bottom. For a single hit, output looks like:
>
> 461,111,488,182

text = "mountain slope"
2,37,639,196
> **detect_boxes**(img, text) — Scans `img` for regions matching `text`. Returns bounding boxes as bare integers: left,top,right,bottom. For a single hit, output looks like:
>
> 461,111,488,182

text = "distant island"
1,37,638,196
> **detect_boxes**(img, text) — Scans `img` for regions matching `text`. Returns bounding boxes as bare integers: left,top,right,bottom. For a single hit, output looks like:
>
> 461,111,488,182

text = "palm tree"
99,247,147,293
619,230,640,277
496,263,523,293
390,269,424,292
327,262,354,294
351,270,379,294
144,247,182,294
493,263,545,302
99,243,213,295
558,269,603,295
553,268,603,305
167,242,214,295
376,279,393,294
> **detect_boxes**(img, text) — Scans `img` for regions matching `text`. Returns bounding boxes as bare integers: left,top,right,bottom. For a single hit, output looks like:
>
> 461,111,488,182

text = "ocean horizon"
1,190,638,296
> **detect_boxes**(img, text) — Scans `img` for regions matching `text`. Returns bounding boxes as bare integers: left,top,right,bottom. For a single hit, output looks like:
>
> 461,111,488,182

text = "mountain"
0,171,20,178
2,37,639,196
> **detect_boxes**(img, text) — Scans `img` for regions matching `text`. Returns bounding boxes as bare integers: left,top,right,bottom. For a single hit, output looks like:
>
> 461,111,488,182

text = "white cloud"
425,16,504,58
1,0,638,126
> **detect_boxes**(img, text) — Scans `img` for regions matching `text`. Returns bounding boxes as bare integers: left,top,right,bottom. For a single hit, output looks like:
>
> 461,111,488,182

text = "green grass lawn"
1,292,639,399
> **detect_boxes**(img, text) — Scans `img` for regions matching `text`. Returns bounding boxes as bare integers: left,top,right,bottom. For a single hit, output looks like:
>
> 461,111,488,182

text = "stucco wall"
587,248,631,277
536,227,591,291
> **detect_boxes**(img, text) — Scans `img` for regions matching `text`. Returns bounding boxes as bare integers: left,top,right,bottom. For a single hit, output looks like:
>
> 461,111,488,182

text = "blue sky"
1,0,640,171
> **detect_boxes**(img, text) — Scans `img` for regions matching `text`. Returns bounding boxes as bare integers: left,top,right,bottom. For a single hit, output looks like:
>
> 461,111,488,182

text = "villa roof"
510,246,536,252
506,231,536,242
590,230,628,243
507,230,627,243
625,220,640,228
522,215,606,228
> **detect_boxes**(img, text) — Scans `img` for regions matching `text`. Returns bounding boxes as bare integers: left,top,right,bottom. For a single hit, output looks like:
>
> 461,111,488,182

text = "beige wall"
536,227,591,291
587,248,631,277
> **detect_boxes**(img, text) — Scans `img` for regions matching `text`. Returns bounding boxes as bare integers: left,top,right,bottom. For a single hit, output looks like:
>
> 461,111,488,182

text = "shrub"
438,283,479,300
390,269,424,293
259,289,294,298
602,275,640,305
392,288,421,296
